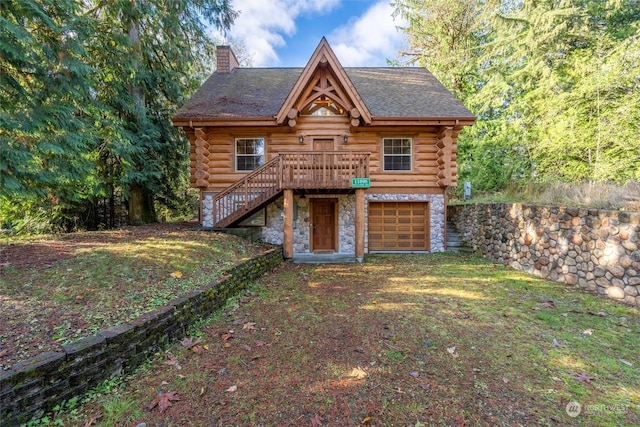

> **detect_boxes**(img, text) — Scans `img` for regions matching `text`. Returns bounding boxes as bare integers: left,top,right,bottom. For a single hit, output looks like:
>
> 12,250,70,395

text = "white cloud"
224,0,341,66
329,1,406,66
214,0,406,67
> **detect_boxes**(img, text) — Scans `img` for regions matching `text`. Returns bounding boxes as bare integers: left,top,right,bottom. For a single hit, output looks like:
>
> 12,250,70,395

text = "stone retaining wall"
0,248,283,426
448,203,640,306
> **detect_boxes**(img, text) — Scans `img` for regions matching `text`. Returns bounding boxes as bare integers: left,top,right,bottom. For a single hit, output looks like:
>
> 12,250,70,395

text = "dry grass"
0,222,271,369
524,181,640,210
464,181,640,210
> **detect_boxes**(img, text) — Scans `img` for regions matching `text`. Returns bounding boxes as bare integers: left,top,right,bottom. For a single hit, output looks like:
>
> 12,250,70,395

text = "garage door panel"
368,202,430,251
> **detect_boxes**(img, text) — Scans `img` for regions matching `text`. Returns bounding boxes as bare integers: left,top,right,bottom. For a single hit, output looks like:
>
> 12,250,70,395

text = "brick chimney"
216,45,239,73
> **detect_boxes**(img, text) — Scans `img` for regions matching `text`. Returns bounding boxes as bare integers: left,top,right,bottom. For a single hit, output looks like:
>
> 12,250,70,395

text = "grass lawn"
41,253,640,427
0,222,271,369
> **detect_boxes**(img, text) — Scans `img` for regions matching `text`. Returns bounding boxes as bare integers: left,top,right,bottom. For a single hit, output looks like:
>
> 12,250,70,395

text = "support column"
283,189,294,259
355,189,365,262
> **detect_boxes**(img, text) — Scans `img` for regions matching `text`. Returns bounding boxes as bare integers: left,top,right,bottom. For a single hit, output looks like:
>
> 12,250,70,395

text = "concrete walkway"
291,253,357,264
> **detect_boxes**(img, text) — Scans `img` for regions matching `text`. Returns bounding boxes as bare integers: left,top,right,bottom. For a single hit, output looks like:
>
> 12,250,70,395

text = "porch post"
355,188,365,262
283,189,294,259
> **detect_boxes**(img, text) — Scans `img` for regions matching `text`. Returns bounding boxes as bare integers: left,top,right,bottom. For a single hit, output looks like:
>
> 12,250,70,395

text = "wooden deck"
281,151,369,189
213,152,369,228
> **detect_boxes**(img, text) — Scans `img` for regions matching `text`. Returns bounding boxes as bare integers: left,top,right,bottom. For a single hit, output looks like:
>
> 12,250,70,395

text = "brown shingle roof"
172,67,474,121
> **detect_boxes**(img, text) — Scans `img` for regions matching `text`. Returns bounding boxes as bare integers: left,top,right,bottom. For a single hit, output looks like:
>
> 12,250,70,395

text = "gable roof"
172,41,475,125
274,37,371,125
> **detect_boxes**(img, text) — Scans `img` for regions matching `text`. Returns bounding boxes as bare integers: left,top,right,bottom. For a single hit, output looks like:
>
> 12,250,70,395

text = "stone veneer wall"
449,203,640,306
261,193,446,254
202,194,214,227
0,249,283,427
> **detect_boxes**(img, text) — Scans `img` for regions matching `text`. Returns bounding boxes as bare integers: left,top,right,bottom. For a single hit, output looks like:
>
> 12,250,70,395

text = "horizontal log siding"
188,125,453,192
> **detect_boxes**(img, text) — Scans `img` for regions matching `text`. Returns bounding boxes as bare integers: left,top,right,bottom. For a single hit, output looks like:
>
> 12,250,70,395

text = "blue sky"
216,0,408,67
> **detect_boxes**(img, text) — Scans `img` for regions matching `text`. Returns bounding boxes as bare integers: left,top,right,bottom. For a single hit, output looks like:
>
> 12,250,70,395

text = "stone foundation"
449,203,640,306
203,194,214,228
260,193,446,254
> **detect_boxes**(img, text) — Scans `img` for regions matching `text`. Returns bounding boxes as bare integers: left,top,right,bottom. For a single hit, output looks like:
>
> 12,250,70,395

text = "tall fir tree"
0,0,236,230
393,0,640,195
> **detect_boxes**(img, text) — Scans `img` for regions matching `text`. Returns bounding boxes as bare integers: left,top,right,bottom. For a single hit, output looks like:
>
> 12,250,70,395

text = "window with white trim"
382,138,412,171
236,138,265,171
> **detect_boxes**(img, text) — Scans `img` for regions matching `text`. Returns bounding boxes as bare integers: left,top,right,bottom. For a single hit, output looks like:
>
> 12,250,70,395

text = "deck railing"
281,152,369,189
213,152,369,228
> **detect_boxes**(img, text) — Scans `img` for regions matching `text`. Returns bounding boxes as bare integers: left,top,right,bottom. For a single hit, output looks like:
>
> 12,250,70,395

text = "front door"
311,198,337,253
313,138,334,151
312,138,335,183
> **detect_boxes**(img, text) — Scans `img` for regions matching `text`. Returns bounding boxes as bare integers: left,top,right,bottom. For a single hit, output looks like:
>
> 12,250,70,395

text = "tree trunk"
126,18,156,225
128,184,156,225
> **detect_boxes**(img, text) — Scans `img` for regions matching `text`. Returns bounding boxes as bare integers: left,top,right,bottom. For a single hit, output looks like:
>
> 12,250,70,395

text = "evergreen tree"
0,0,99,227
393,0,640,194
0,0,236,231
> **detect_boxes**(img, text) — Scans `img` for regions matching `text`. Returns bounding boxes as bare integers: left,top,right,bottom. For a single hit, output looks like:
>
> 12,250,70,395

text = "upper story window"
236,138,265,171
300,95,346,116
382,138,412,171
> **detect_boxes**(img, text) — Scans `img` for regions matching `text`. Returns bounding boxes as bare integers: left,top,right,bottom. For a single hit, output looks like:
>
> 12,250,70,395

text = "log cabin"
172,38,475,262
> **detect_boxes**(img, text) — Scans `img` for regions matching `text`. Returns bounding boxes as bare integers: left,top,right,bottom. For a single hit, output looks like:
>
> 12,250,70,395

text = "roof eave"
369,116,476,126
172,117,279,127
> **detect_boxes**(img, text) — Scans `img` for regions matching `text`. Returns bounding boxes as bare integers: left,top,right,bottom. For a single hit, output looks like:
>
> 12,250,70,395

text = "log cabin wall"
186,120,460,193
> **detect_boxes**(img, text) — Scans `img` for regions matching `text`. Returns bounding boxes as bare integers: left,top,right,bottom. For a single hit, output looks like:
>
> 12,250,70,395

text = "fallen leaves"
447,346,459,359
148,391,180,413
310,414,323,426
242,322,257,331
83,414,102,427
570,372,594,383
346,366,368,380
170,271,183,278
163,356,181,370
180,337,205,354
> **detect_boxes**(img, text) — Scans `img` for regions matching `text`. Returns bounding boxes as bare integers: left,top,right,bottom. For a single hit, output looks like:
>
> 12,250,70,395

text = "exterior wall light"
299,135,304,143
343,134,348,143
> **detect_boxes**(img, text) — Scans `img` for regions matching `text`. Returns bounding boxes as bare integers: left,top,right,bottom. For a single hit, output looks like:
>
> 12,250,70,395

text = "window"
300,96,346,116
236,138,265,171
383,138,412,171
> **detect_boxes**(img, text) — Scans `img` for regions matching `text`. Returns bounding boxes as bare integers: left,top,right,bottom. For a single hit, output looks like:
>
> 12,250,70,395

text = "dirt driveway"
62,253,639,427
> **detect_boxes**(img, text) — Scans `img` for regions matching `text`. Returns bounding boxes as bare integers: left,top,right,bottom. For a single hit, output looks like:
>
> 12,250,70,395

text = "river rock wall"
449,203,640,306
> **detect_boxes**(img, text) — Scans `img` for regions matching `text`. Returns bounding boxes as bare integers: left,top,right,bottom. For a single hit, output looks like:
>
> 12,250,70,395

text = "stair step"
446,221,472,253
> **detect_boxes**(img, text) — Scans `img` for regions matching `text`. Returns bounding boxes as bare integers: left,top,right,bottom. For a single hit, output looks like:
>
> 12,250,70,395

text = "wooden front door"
311,198,337,252
313,138,334,151
312,139,335,183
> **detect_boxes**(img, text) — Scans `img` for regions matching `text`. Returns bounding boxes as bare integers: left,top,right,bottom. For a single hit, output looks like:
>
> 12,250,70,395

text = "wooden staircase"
213,152,370,228
213,157,283,228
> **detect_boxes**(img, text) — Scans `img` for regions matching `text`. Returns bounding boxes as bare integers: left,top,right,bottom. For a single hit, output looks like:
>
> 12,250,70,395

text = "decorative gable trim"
276,38,372,128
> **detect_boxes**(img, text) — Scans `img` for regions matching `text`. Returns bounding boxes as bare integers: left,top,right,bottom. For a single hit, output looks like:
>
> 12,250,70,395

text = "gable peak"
276,38,371,126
